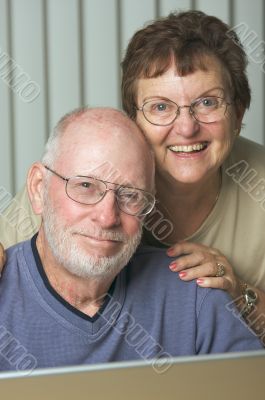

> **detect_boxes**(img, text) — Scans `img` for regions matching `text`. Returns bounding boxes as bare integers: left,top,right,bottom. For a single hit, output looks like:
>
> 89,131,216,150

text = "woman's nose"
171,106,200,137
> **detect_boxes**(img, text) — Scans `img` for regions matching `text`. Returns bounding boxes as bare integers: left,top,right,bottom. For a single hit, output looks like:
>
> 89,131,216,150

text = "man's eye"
74,181,96,192
119,190,141,202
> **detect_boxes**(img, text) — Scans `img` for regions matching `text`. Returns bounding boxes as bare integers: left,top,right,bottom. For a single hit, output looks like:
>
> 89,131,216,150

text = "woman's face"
135,58,243,186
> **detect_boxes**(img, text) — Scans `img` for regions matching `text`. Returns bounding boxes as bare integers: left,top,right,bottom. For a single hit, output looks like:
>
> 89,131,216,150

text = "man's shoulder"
127,245,234,316
5,239,32,267
127,244,180,286
6,238,31,252
128,244,199,292
0,240,33,304
131,244,171,267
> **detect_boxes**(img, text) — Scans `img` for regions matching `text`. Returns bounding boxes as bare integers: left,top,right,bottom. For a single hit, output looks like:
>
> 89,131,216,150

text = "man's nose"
91,190,121,228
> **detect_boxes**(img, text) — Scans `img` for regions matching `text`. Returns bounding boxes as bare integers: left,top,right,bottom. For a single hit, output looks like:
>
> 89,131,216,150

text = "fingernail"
169,262,176,270
179,271,187,278
197,279,204,285
167,248,174,256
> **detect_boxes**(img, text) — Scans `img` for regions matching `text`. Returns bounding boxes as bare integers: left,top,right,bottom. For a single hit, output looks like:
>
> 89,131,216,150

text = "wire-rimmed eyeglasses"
136,96,232,126
44,166,156,217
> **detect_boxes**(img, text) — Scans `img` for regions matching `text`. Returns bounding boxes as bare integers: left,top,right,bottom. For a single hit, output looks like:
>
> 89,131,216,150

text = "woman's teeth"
169,143,207,153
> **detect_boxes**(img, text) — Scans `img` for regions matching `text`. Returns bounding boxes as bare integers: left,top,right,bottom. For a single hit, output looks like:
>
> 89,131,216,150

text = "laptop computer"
0,350,264,400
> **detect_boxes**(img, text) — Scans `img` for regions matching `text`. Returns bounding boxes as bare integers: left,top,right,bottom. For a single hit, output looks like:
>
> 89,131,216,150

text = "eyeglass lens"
66,176,154,216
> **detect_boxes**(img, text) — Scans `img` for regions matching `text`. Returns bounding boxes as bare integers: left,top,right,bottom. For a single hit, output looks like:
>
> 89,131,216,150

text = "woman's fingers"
196,276,231,290
167,240,241,297
169,251,218,272
167,241,220,257
171,260,224,280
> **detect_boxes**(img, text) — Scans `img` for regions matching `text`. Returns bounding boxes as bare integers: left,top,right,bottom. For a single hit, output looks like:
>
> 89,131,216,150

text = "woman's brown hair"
121,10,251,119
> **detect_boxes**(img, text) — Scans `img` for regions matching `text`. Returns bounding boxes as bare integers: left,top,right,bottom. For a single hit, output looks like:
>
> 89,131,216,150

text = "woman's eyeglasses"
136,96,232,126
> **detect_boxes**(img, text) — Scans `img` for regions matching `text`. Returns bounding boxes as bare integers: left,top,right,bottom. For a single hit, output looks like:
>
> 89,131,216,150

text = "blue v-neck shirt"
0,236,262,372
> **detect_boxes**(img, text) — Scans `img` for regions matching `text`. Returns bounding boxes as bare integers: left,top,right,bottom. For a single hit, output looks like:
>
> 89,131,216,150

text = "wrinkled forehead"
54,120,153,189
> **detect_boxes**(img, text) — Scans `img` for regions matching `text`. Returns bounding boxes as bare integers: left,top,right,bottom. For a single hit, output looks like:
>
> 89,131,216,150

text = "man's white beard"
42,197,142,280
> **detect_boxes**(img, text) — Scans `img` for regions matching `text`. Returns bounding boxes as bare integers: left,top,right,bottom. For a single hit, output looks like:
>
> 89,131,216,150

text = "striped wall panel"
0,0,264,195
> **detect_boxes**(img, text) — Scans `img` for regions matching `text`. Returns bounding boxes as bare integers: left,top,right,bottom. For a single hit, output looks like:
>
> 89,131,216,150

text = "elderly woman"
121,10,265,336
1,10,265,339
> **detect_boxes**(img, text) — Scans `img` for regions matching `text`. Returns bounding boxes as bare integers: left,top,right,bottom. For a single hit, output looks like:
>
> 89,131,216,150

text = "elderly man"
0,107,262,372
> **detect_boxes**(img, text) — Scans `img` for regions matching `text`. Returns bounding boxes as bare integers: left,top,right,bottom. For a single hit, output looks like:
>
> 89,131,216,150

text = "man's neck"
36,230,115,317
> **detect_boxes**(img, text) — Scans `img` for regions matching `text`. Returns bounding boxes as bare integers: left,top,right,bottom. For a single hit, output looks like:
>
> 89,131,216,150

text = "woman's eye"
81,182,91,188
201,97,218,107
155,103,167,111
149,103,171,114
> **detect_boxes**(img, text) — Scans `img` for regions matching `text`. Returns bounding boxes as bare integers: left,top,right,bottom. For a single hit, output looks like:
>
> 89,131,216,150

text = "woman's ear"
27,163,47,215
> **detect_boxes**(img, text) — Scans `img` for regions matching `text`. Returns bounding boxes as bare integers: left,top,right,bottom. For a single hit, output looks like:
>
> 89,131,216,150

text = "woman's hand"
167,241,242,299
0,243,6,276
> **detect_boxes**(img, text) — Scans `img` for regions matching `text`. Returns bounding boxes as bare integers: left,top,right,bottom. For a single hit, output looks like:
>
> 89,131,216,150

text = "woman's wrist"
238,282,259,319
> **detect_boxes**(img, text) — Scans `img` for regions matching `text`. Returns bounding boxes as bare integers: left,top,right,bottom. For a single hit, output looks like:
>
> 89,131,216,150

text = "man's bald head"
42,107,154,191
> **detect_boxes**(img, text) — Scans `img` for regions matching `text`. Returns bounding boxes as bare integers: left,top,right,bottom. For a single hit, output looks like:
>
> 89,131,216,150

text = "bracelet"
240,283,258,319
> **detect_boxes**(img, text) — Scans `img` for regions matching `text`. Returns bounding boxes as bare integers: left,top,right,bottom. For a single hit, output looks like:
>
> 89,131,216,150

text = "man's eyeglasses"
136,96,232,126
44,166,156,217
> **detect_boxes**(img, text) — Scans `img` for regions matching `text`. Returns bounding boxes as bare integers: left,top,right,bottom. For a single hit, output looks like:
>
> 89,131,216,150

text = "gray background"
0,0,264,196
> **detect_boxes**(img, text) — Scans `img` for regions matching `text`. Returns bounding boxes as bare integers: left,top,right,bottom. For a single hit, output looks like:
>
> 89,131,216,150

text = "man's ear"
27,163,47,215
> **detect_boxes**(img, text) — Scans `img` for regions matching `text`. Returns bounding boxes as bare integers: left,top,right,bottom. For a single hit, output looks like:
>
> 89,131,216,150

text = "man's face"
40,116,152,279
42,194,142,279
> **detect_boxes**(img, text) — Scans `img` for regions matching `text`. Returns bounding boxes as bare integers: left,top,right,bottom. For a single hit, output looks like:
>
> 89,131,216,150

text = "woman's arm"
0,186,40,274
0,243,6,275
167,241,265,344
0,185,40,249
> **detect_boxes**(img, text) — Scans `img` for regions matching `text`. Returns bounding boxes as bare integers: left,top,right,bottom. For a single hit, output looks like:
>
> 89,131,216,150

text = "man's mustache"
71,227,129,242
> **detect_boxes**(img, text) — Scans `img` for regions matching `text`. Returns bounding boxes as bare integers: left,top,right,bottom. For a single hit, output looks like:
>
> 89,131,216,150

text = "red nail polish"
179,271,187,278
167,248,174,256
197,279,204,285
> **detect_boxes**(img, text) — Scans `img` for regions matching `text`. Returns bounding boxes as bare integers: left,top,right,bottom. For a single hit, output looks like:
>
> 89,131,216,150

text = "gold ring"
215,263,225,277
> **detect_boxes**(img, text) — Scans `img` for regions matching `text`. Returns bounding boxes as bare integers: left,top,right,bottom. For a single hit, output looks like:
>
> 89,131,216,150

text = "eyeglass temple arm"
44,165,69,182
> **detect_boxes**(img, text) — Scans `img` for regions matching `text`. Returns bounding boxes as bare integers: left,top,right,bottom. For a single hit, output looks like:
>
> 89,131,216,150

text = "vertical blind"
0,0,264,195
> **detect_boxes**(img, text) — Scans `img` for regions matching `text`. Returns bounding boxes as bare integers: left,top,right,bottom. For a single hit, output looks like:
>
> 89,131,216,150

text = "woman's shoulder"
224,136,265,181
230,136,265,170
